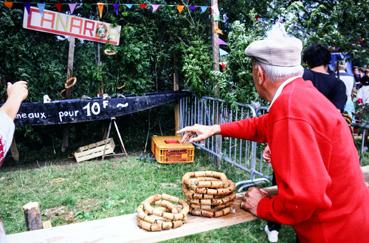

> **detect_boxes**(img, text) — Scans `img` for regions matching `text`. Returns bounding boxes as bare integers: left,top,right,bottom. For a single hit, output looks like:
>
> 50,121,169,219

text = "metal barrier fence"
179,96,272,191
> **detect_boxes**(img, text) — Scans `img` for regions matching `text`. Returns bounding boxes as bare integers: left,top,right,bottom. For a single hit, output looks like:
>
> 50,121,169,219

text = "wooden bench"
7,166,369,243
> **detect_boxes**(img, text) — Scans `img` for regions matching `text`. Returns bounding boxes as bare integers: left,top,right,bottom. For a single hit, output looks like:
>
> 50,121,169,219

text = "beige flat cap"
245,34,303,67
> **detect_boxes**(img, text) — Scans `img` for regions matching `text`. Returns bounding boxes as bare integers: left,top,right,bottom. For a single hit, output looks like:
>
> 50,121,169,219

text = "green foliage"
182,38,212,96
355,102,369,123
268,1,369,65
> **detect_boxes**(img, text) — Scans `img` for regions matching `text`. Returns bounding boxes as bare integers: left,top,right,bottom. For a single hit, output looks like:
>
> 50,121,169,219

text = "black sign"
14,91,190,126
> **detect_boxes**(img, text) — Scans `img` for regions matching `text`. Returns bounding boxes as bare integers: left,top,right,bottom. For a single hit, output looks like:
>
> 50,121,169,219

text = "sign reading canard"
23,7,121,45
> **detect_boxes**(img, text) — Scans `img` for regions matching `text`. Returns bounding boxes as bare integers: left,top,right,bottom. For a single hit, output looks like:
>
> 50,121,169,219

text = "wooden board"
74,139,115,163
7,196,255,243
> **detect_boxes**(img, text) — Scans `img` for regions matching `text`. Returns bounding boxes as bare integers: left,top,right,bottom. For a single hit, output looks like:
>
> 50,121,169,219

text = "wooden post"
23,202,43,231
211,0,220,73
0,220,6,243
10,137,19,162
211,0,222,168
173,56,180,133
62,37,75,152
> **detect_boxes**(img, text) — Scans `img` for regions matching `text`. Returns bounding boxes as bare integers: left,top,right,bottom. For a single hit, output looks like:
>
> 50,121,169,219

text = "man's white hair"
256,62,303,82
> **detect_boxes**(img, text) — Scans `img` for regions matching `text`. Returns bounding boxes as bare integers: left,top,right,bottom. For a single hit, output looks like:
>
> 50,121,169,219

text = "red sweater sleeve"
220,114,268,143
257,118,333,225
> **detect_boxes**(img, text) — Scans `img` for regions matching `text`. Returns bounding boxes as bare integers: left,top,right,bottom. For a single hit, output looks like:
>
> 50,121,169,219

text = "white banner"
23,7,121,45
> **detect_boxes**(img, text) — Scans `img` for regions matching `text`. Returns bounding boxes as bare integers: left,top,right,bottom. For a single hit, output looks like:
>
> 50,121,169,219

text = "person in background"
359,68,369,89
353,66,362,85
337,63,354,101
302,44,347,112
357,78,369,104
337,62,356,121
178,24,369,243
0,81,28,167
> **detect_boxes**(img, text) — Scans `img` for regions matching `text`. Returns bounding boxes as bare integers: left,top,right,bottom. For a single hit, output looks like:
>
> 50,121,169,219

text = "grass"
0,153,296,242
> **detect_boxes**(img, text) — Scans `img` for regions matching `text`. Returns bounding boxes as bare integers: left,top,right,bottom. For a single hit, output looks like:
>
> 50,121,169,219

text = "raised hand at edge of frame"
176,124,221,143
7,81,28,102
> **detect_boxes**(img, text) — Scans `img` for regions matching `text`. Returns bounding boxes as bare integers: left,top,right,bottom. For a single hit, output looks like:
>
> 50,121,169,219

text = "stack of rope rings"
182,171,236,218
136,193,189,231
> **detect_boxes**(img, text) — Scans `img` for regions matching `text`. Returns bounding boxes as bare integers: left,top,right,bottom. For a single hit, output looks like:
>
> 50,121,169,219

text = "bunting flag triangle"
97,2,104,18
4,1,13,9
68,3,77,14
219,48,229,56
55,3,62,12
37,3,45,16
200,6,208,13
24,2,31,14
215,27,223,35
189,5,197,12
113,3,120,16
151,4,160,13
176,5,184,13
124,4,133,9
139,3,147,9
217,38,228,46
223,14,229,23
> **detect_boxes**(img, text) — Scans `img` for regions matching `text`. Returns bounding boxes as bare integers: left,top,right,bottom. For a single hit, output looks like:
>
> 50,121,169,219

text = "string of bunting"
3,1,211,16
3,1,228,48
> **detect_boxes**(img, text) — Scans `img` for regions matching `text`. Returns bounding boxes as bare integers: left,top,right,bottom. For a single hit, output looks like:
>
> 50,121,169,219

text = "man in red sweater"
178,25,369,242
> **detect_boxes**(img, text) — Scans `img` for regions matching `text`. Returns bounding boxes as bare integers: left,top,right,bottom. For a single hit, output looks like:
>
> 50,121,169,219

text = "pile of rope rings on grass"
136,193,189,231
182,171,236,218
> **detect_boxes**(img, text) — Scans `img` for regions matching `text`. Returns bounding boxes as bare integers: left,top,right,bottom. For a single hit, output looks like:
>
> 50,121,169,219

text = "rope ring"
182,171,229,190
190,206,232,218
64,77,77,89
104,49,117,56
143,194,189,220
136,194,189,231
183,179,235,196
189,193,236,206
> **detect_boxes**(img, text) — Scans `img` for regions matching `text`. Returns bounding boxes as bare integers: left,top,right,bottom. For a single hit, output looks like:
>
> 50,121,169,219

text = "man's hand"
241,187,268,215
7,81,28,102
177,124,220,143
263,145,271,163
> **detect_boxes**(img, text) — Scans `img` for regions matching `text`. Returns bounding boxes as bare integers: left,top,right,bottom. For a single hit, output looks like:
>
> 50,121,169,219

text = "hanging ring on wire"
64,77,77,89
104,49,117,56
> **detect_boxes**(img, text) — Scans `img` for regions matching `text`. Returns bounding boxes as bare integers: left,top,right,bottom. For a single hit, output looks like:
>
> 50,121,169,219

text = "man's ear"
256,65,266,86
